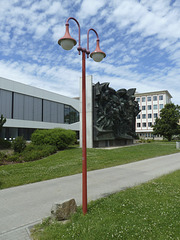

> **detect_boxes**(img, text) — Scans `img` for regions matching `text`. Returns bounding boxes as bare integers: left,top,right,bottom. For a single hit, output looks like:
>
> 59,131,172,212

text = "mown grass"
0,142,179,189
31,170,180,240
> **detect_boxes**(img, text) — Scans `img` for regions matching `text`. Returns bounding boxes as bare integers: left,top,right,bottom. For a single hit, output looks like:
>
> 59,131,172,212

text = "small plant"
12,136,26,153
21,144,57,162
7,154,20,162
0,152,7,164
0,138,11,149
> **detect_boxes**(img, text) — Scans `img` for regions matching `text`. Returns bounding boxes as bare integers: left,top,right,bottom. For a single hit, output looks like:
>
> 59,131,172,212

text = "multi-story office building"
135,90,172,139
0,77,80,140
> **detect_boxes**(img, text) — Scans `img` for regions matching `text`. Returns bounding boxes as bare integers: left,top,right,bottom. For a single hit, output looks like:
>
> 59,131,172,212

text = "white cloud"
77,0,107,20
0,59,80,97
0,0,180,105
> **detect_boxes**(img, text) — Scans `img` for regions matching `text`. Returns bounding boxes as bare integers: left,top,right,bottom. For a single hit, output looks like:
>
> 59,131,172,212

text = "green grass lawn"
31,170,180,240
0,142,179,189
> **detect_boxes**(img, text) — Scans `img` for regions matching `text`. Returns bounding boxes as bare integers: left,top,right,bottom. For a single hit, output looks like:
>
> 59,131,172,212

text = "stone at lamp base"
51,199,77,221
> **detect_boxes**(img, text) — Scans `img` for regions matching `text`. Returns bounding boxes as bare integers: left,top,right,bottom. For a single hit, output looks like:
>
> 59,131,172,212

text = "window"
148,105,151,110
137,114,141,119
147,96,151,101
142,97,146,102
64,105,70,124
137,123,141,127
142,114,146,119
0,89,12,118
160,104,163,109
148,122,152,127
148,114,152,118
153,105,157,110
64,105,79,124
43,100,60,123
159,95,163,100
136,97,140,102
142,106,146,110
69,107,79,123
153,96,157,101
154,113,158,118
142,123,146,127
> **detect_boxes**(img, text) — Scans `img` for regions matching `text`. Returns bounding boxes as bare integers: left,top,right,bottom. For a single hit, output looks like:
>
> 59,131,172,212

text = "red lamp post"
58,17,106,215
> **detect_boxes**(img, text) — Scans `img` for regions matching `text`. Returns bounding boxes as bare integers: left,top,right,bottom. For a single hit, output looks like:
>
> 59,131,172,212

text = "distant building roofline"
135,90,172,99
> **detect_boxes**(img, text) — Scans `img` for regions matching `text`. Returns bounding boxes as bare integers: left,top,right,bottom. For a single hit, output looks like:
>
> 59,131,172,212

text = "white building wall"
135,90,172,138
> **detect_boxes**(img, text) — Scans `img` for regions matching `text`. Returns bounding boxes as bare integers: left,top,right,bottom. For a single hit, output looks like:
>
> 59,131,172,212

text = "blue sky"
0,0,180,104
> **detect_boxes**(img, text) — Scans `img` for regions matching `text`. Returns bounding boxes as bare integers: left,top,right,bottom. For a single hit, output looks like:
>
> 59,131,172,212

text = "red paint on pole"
82,50,87,215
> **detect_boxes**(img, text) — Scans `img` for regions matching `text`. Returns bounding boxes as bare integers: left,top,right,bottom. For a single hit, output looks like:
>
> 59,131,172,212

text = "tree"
153,103,180,141
0,114,6,133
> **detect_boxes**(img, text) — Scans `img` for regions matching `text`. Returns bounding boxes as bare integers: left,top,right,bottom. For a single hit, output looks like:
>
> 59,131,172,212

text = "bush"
0,152,7,163
7,154,20,162
12,136,26,153
31,128,76,150
0,144,57,164
21,144,57,162
0,138,11,149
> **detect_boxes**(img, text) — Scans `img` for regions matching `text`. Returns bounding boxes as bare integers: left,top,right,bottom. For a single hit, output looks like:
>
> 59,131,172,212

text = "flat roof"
135,90,172,98
0,77,79,111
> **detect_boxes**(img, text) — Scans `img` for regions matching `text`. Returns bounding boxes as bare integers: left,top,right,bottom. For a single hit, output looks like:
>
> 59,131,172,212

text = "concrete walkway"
0,152,180,240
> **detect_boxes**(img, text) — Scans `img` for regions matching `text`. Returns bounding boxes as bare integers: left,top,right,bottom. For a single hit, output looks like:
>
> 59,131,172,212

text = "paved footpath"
0,152,180,240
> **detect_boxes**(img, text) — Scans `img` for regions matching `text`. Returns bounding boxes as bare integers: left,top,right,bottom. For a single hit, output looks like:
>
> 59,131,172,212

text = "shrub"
0,138,11,149
7,154,20,162
12,136,26,153
31,128,76,150
0,152,7,163
0,143,57,164
21,144,57,162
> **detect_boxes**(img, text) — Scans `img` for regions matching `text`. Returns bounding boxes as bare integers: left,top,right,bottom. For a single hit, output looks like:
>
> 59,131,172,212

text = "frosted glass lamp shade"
90,39,106,62
90,52,105,62
58,38,76,50
58,24,77,51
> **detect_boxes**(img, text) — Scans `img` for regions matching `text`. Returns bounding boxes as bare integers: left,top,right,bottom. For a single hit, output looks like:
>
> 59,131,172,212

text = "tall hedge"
31,128,76,150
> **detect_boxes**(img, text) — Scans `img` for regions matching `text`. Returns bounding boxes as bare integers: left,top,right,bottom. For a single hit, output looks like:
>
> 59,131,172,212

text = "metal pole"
82,50,87,215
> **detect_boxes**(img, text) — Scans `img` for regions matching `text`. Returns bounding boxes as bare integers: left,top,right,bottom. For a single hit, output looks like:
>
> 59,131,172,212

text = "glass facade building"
0,77,80,140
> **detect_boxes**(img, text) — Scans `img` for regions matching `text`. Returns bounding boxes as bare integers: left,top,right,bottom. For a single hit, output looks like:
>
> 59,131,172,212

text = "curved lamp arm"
66,17,82,54
87,28,106,62
87,28,99,58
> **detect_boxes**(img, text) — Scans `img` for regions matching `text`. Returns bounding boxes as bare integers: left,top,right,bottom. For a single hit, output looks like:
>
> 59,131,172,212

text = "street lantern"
58,17,106,215
58,23,77,50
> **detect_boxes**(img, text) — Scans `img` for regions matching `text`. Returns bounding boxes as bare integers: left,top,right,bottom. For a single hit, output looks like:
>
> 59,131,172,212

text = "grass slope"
31,170,180,240
0,142,179,189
